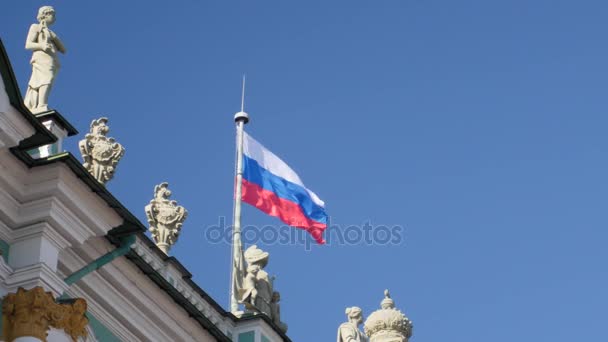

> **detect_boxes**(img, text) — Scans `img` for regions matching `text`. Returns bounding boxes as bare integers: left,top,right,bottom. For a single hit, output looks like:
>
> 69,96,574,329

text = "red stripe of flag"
241,179,326,244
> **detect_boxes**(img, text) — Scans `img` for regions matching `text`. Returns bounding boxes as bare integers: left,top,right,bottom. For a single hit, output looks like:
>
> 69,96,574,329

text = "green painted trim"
262,335,271,342
238,331,255,342
64,235,136,286
86,312,122,342
0,240,9,263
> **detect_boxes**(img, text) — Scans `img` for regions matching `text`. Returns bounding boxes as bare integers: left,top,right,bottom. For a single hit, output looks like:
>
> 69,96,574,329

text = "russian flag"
241,131,328,244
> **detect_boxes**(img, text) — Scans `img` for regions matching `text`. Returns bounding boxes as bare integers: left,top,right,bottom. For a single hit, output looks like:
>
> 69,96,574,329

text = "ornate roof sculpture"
239,245,288,332
145,182,188,254
78,117,125,185
363,290,413,342
337,306,365,342
24,6,67,114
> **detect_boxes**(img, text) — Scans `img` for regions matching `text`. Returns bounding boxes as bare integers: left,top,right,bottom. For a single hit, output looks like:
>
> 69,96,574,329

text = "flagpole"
230,75,249,313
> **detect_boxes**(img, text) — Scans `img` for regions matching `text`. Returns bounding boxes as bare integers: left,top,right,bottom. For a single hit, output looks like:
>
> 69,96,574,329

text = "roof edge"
121,246,233,342
34,110,79,136
9,148,145,237
233,313,293,342
0,38,56,149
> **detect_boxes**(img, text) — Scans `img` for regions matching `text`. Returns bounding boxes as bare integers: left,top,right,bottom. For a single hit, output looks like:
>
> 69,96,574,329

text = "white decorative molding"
0,150,123,245
12,222,71,251
59,237,220,342
131,237,231,333
0,253,14,297
4,262,68,297
0,85,36,149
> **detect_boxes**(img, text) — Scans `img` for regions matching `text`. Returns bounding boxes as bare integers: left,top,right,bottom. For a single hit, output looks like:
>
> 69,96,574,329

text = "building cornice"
9,150,145,239
125,233,293,342
33,110,78,137
0,38,55,149
125,236,232,341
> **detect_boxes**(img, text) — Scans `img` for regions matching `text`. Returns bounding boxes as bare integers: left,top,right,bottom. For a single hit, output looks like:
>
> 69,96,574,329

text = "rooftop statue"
239,245,288,332
78,118,125,185
145,182,188,254
24,6,66,113
240,264,260,309
337,307,367,342
241,245,272,316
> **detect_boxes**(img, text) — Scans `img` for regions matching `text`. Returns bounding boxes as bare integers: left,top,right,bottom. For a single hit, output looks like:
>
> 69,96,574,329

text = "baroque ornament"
145,182,188,254
2,286,88,342
363,290,413,342
78,117,125,185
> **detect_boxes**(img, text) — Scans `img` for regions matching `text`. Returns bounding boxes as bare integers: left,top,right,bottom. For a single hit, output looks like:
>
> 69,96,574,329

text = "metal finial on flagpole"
230,74,249,314
234,74,249,123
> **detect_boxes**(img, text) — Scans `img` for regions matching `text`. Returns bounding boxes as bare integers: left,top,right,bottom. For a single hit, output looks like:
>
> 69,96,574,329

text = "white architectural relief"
131,238,231,334
145,182,188,254
78,118,125,185
24,6,66,113
364,290,413,342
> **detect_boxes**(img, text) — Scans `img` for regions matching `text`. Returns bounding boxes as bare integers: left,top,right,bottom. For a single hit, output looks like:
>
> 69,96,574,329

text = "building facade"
0,38,289,342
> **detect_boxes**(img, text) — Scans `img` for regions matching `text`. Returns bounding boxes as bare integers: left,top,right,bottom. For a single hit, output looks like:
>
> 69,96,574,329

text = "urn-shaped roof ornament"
78,118,125,185
363,290,413,342
145,182,188,254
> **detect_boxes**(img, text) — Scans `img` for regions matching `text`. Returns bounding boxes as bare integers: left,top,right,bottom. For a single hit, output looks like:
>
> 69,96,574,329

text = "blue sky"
2,1,608,340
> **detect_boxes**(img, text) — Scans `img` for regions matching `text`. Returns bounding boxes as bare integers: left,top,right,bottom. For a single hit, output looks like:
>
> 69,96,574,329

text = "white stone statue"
239,245,288,332
78,118,125,185
145,182,188,254
24,6,66,113
240,264,260,309
337,307,367,342
242,245,273,317
363,290,413,342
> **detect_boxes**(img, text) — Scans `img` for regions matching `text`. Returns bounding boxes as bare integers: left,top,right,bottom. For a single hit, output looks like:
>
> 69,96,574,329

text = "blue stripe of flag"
242,155,328,224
